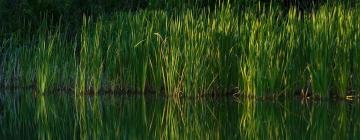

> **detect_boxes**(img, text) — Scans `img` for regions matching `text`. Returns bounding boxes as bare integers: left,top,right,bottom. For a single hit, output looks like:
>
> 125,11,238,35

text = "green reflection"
0,92,359,139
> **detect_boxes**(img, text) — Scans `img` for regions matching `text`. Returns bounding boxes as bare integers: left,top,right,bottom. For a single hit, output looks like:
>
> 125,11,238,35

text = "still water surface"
0,91,359,139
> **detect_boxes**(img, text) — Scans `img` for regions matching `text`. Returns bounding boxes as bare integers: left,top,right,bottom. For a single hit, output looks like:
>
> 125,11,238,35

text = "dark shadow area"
0,0,149,37
0,0,357,39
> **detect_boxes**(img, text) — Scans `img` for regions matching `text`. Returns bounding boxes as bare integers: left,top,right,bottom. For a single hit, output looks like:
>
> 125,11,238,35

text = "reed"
0,1,359,98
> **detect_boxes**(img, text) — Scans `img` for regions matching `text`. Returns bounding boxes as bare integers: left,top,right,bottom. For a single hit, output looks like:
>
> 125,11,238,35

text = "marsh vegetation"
1,0,360,139
1,0,360,98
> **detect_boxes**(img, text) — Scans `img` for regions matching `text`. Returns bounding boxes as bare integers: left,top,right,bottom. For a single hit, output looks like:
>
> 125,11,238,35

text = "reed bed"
0,2,360,98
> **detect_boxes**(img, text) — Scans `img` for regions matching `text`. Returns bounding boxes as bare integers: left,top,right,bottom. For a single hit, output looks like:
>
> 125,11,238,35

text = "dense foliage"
1,0,355,34
0,0,359,98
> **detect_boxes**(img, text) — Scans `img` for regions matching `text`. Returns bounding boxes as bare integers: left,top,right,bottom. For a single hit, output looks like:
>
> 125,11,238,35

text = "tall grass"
0,2,359,98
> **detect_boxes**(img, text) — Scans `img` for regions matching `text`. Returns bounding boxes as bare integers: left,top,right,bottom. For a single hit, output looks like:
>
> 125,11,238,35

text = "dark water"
0,91,359,139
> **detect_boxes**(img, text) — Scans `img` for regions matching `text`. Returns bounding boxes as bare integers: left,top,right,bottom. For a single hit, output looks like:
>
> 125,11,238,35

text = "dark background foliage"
0,0,357,37
0,0,149,34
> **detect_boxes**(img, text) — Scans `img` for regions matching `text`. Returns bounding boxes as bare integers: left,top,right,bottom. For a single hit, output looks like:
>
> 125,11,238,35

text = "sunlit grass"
0,2,359,98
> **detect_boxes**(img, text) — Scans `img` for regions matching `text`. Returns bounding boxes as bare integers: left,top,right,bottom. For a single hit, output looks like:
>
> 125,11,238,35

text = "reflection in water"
0,92,359,139
36,94,51,140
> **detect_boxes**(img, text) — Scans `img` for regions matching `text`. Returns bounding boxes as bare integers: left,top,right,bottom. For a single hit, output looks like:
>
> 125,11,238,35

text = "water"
0,91,359,139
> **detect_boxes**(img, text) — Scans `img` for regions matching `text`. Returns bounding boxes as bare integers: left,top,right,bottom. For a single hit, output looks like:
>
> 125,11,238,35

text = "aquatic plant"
0,1,359,98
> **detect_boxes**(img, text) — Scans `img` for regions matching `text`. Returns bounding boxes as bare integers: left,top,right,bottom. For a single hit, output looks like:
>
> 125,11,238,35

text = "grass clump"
0,1,360,98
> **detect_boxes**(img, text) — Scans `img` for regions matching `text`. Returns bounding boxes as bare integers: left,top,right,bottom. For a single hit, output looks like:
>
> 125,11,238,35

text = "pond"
0,91,359,139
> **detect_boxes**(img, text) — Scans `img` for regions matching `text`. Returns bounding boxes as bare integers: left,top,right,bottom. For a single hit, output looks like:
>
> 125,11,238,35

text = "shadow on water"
0,91,359,139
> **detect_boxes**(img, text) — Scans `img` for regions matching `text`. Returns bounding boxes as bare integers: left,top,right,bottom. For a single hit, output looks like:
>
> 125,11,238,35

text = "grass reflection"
0,92,359,139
